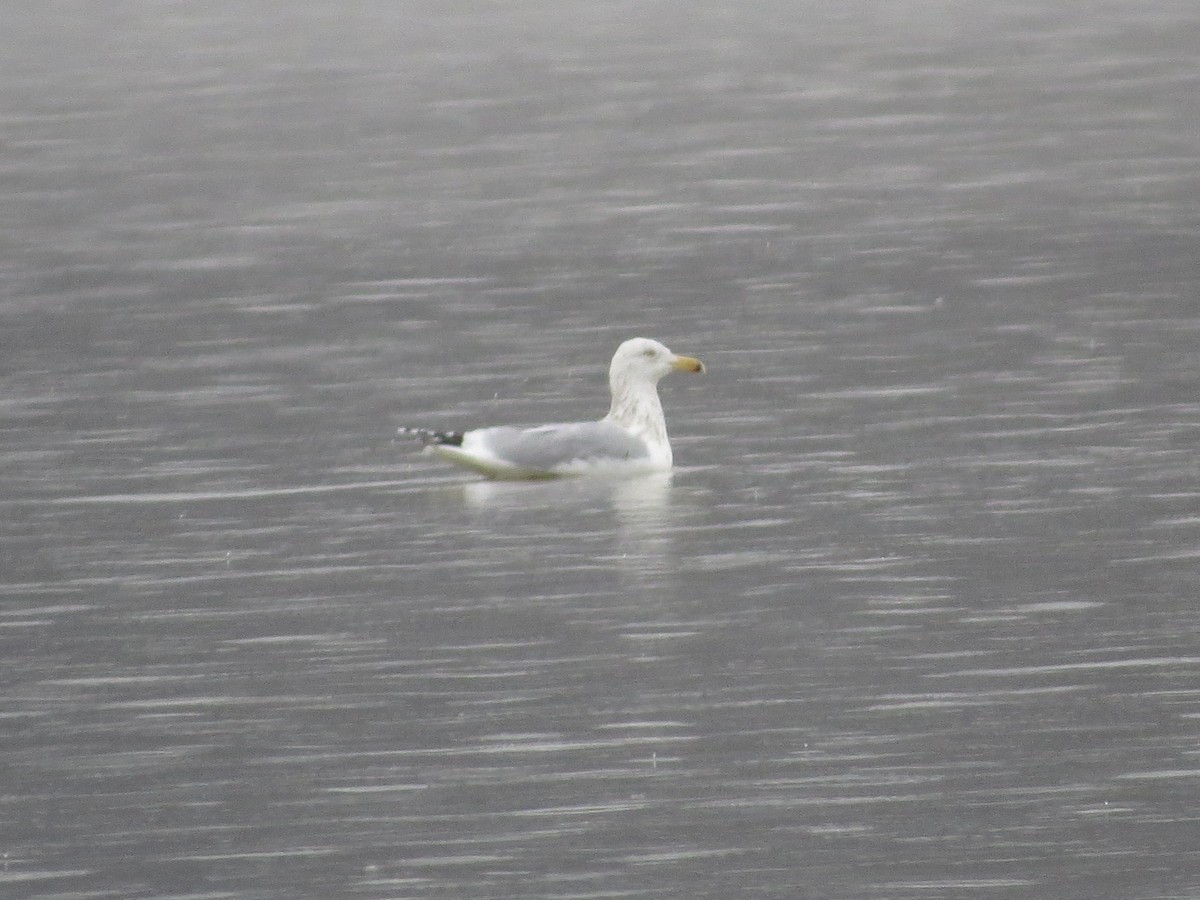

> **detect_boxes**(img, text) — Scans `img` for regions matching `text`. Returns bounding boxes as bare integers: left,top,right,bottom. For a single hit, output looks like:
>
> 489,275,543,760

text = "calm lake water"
3,2,1200,898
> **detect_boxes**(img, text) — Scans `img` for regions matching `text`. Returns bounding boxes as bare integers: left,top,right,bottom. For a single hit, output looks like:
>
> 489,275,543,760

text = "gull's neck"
603,373,671,465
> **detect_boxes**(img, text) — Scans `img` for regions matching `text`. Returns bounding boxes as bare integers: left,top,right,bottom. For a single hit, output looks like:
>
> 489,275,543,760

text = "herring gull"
399,337,704,479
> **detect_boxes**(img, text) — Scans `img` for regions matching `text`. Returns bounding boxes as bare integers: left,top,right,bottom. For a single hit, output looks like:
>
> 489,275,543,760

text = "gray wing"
471,421,650,470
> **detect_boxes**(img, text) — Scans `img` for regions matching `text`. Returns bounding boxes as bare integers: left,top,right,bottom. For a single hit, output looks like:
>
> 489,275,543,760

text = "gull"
399,337,704,479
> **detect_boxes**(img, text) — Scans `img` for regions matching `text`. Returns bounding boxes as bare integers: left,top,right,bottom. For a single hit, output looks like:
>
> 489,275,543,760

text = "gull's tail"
398,426,465,447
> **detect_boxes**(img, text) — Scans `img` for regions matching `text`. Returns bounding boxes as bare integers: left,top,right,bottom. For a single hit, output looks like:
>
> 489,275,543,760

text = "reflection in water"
460,471,677,581
460,470,673,521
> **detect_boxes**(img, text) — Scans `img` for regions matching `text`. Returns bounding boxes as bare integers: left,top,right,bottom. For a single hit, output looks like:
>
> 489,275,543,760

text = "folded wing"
443,421,652,476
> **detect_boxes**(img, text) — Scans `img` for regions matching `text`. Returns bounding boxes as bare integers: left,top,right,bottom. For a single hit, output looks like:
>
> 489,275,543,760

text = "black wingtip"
398,427,465,447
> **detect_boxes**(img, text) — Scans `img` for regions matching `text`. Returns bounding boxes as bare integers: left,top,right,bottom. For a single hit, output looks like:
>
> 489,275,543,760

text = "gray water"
3,2,1200,898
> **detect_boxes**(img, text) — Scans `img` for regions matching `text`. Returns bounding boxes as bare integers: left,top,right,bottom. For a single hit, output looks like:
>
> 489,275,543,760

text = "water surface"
2,2,1199,898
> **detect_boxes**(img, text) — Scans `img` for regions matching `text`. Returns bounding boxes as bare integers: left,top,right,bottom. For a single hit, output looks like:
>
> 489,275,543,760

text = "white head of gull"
399,337,705,479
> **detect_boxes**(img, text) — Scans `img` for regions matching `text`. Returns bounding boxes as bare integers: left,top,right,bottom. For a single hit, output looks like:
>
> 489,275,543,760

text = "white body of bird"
399,337,704,479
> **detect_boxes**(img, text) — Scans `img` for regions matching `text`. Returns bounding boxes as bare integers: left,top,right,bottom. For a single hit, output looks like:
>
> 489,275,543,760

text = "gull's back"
434,421,655,478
